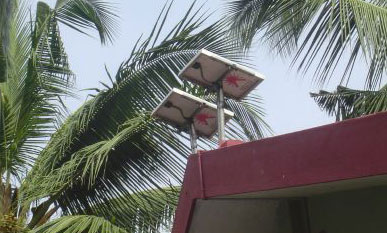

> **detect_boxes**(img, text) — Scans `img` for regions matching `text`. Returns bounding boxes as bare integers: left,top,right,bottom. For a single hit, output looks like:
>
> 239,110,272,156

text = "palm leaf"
88,187,179,233
225,0,387,88
0,0,75,180
0,0,15,67
23,2,270,231
1,0,119,182
54,0,118,44
30,215,128,233
311,84,387,120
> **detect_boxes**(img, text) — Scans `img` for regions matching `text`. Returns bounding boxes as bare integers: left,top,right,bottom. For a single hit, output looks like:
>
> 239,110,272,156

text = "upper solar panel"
179,49,265,100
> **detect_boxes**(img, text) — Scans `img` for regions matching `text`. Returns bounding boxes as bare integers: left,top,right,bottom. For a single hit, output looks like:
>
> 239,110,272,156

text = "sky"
33,0,375,136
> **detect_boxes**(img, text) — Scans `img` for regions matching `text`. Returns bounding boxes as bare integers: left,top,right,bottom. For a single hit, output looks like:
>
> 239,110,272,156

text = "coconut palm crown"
1,1,270,232
0,0,116,231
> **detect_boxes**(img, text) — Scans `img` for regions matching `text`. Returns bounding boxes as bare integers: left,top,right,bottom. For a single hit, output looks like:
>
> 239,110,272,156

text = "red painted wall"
172,112,387,233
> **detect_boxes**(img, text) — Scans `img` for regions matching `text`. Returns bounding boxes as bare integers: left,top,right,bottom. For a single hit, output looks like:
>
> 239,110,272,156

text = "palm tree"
0,0,15,82
2,1,270,232
311,85,387,121
225,0,387,89
0,0,117,231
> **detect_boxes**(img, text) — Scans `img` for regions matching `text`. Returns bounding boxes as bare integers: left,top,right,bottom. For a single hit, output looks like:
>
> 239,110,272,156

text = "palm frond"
54,0,118,44
226,94,271,140
1,0,118,180
225,0,387,88
0,41,6,82
88,187,179,233
30,215,128,233
311,84,387,120
0,0,15,60
1,0,75,180
205,92,272,140
0,1,43,177
23,2,270,231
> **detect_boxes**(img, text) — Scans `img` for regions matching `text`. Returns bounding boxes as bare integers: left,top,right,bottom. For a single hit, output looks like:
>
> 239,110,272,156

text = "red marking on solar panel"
225,75,245,87
195,113,215,125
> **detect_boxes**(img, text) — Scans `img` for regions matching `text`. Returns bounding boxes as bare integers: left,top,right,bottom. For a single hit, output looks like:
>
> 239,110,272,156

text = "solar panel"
179,49,265,100
152,88,234,138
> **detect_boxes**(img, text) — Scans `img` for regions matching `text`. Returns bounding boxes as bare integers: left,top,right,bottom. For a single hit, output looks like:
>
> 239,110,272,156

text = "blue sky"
35,0,373,135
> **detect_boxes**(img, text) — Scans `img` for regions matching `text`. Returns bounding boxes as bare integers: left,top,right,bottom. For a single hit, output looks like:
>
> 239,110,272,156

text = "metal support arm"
217,82,225,144
189,122,198,154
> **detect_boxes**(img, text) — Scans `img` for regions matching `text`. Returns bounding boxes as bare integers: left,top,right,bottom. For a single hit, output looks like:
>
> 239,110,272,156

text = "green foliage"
0,0,118,181
0,0,118,230
30,215,128,233
23,2,271,232
225,0,387,88
311,84,387,120
0,0,73,180
1,1,270,233
54,0,118,44
0,0,15,78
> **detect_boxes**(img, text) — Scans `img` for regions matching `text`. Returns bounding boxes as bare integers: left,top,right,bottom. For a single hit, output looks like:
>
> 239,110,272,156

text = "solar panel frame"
178,49,265,100
152,88,234,138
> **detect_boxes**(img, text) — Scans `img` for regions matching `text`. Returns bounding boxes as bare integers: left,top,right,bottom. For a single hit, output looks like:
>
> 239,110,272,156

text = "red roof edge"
172,112,387,233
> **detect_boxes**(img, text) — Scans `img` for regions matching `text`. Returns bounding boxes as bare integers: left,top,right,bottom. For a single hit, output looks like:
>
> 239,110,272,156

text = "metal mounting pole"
189,122,198,154
217,82,225,144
